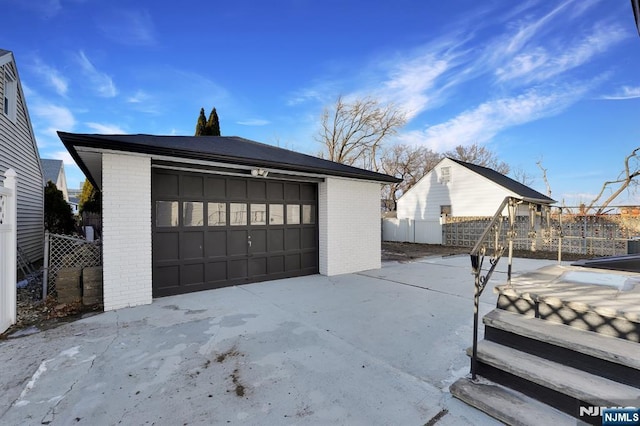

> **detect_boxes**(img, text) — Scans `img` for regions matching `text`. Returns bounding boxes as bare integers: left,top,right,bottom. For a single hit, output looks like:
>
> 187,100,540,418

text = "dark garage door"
152,168,319,297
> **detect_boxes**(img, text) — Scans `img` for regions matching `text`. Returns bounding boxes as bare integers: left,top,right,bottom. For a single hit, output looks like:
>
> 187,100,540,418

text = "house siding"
319,177,381,275
102,153,152,311
397,158,521,221
0,54,44,263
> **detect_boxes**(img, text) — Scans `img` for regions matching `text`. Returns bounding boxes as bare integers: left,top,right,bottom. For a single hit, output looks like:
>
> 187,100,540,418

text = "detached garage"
58,133,399,311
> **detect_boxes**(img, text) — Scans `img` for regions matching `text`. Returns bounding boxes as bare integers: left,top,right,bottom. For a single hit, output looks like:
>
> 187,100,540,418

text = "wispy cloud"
30,57,68,96
85,122,126,133
98,9,157,46
31,103,76,134
237,118,270,126
600,86,640,100
400,84,591,152
52,150,76,165
75,51,117,98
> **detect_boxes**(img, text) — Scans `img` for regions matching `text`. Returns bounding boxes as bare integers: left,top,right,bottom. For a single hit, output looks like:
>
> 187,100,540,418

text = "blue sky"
1,0,639,206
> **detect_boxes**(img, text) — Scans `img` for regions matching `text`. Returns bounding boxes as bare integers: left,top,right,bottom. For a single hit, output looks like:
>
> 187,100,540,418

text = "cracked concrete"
0,256,558,425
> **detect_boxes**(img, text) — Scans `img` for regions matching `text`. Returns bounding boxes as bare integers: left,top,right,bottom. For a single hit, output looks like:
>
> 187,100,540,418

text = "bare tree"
379,144,442,210
536,159,552,197
317,95,407,171
587,147,640,214
510,167,535,186
445,143,510,175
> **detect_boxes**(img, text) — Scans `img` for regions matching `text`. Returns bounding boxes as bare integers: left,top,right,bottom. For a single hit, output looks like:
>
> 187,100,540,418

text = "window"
286,204,300,224
230,203,247,226
251,204,267,225
3,70,17,122
302,205,315,224
440,166,451,183
269,204,284,225
183,202,203,226
156,201,179,227
208,202,226,226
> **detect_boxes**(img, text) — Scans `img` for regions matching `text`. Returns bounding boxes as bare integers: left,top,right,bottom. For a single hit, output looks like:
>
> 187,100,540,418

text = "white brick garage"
59,133,398,311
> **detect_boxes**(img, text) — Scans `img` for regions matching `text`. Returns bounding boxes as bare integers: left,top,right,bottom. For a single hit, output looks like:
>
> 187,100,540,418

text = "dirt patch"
381,241,593,263
230,368,245,397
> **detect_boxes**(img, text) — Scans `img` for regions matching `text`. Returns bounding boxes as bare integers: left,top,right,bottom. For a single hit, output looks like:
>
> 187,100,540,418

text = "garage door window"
251,204,267,225
302,205,315,224
208,202,226,226
156,201,178,227
183,202,204,226
230,203,247,225
269,204,284,225
286,204,300,224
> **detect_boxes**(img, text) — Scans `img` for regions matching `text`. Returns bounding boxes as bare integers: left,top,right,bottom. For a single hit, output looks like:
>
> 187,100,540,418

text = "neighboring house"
68,196,79,215
387,157,555,244
0,49,44,263
41,159,69,201
58,132,400,311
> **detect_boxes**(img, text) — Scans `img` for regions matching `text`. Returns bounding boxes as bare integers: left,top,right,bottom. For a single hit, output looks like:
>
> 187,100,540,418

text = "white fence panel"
0,169,17,333
382,218,442,244
414,220,442,244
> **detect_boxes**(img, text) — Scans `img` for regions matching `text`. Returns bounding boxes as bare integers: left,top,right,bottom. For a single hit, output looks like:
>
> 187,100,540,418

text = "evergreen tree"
45,181,75,234
206,107,221,136
195,108,207,136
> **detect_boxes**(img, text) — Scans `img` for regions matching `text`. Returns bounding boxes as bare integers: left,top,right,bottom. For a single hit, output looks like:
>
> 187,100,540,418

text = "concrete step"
483,309,640,372
472,340,640,407
450,376,579,426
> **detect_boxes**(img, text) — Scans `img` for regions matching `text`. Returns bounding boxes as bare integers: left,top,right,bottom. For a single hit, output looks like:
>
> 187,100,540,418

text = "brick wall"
319,177,381,275
102,153,152,310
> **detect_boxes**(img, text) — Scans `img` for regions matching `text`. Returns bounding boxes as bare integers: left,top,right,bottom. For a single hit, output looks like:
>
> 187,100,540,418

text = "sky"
1,0,639,207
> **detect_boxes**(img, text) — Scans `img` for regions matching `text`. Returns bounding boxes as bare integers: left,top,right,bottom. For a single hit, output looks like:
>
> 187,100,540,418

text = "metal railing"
469,196,554,380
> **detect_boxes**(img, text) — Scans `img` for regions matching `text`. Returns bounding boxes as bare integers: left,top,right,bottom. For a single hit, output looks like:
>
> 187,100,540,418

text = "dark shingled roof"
58,132,400,184
449,158,555,203
41,159,63,184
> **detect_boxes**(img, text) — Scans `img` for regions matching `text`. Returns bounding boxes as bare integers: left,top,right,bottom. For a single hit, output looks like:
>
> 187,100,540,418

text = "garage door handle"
248,235,252,247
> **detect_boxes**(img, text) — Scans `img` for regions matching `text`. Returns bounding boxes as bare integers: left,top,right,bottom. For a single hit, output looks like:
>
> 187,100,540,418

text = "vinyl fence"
382,218,442,244
0,169,17,333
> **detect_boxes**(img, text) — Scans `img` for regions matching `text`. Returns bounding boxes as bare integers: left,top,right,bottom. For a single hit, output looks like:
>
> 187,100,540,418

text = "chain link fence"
43,232,102,297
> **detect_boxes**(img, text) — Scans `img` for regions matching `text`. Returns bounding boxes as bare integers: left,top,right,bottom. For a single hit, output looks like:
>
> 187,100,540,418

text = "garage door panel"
182,175,204,197
301,228,316,249
182,232,204,259
228,179,247,199
228,230,248,255
268,229,284,251
302,252,318,269
285,183,300,200
251,230,267,253
206,261,227,282
267,182,284,200
206,177,226,198
206,230,227,257
153,172,179,197
269,256,285,274
285,229,301,250
248,180,266,199
300,184,316,201
182,263,205,285
285,253,301,271
154,233,179,261
154,265,180,289
229,259,248,279
249,257,267,276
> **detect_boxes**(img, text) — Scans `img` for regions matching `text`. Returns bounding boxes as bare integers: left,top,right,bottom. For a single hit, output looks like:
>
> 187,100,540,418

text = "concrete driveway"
0,255,557,425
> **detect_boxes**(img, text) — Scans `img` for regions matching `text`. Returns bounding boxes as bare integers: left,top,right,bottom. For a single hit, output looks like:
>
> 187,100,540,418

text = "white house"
58,132,400,311
1,49,44,264
385,157,554,244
